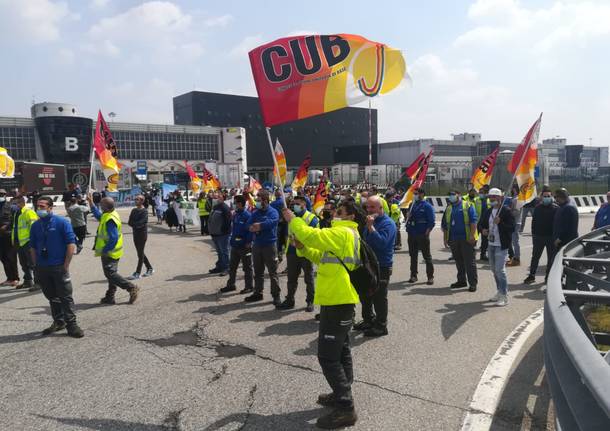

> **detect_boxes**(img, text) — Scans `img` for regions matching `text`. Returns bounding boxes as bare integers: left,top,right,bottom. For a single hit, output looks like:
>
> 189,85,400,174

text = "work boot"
100,296,116,305
317,393,336,407
480,254,488,261
468,285,477,292
316,408,358,429
220,285,236,293
28,284,41,292
364,325,388,337
42,321,66,335
272,296,282,307
306,302,314,312
352,320,374,331
450,281,467,289
16,280,34,290
208,267,221,274
426,277,434,285
407,276,417,283
523,275,536,284
239,287,253,295
128,286,140,304
244,293,263,302
276,299,295,310
67,324,85,338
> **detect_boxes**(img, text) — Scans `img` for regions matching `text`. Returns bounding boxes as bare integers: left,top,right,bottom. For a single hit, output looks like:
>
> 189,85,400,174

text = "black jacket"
479,206,515,250
553,203,579,245
531,203,558,237
208,202,231,236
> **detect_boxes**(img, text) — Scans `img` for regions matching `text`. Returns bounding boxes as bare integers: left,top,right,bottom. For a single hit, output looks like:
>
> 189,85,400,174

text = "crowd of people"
0,180,598,429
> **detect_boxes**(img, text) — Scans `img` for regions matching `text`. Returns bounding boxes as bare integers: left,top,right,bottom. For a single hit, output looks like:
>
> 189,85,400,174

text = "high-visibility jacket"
197,199,210,216
390,203,400,223
12,208,38,247
444,200,479,241
474,196,489,220
289,218,360,306
94,210,124,259
301,210,317,226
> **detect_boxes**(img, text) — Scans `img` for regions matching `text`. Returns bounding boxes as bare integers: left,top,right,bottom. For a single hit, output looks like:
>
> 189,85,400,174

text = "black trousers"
252,244,280,297
101,256,135,298
0,236,18,281
277,222,288,260
73,226,87,249
17,244,34,283
408,234,433,279
226,246,253,290
394,223,402,247
318,304,355,410
449,239,478,286
361,266,392,326
133,229,152,274
286,253,315,303
37,265,76,326
480,235,488,257
529,235,556,280
200,215,209,235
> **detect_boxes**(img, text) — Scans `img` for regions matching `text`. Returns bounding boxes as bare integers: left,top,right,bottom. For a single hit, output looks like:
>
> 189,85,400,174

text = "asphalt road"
1,209,590,430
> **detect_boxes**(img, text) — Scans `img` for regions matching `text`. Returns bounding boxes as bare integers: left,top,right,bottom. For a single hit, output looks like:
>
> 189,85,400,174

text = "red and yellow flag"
291,154,311,190
202,167,221,192
400,150,433,208
405,152,425,181
272,139,287,185
249,34,407,127
0,147,15,179
471,147,499,192
184,160,202,194
93,110,121,191
508,114,542,204
313,180,330,215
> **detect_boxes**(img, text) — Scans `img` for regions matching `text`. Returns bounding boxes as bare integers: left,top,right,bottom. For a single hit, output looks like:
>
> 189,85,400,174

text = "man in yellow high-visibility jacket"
11,195,39,290
88,195,140,305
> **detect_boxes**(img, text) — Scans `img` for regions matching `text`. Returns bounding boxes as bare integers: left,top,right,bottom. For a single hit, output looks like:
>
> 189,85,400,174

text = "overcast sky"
1,0,609,146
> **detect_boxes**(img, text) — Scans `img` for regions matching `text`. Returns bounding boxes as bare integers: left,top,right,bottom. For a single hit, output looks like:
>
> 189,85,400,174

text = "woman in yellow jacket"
282,200,365,430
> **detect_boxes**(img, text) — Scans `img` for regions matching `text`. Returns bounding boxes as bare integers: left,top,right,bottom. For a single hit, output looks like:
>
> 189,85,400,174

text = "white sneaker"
489,292,501,302
497,295,508,306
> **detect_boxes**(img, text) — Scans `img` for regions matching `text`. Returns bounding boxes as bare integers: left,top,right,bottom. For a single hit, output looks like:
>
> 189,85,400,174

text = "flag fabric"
272,139,287,185
405,152,425,181
249,34,407,126
184,161,202,194
93,110,121,191
508,114,542,204
313,180,330,215
291,154,311,190
0,147,15,179
246,175,262,196
202,167,221,192
400,150,433,209
471,147,500,192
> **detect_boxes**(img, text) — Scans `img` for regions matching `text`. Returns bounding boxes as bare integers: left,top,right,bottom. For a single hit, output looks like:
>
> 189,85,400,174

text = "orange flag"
400,150,433,208
508,114,542,204
291,154,311,190
93,111,121,191
471,147,499,192
272,139,287,185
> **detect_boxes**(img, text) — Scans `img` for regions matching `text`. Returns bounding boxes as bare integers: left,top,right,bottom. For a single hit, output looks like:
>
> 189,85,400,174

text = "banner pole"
368,98,372,167
265,127,287,208
88,125,96,192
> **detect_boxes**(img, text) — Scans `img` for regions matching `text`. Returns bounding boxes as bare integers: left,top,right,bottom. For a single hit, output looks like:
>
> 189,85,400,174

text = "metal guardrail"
544,227,610,430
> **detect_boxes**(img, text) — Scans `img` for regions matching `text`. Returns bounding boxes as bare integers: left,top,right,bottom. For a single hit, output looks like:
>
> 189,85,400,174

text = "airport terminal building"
0,102,247,189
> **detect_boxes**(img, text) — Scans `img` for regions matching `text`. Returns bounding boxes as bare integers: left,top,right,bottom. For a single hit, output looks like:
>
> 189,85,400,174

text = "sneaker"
489,292,501,302
127,272,141,281
352,320,374,331
276,299,295,310
245,293,263,302
143,268,155,277
407,276,418,283
450,281,468,289
42,321,66,335
317,393,336,407
100,296,116,305
448,256,455,261
15,280,34,290
468,285,477,292
3,280,19,287
316,408,358,429
314,313,320,321
480,254,488,261
239,287,253,295
426,278,434,285
497,295,508,306
364,325,388,337
272,296,282,307
128,286,140,304
523,275,536,284
208,268,221,274
220,286,236,293
28,284,41,292
67,325,85,338
306,302,314,312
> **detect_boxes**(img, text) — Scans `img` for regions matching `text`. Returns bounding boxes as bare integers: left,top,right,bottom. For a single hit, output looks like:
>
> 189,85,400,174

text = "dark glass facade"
0,126,37,160
35,116,93,164
173,91,378,168
112,130,218,161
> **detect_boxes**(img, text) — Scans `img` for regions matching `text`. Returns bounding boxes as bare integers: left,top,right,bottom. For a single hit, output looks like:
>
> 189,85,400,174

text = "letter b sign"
65,137,79,151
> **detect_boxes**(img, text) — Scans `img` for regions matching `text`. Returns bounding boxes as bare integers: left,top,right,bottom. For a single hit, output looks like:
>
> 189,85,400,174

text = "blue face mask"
479,193,487,199
255,201,262,209
413,194,420,202
448,195,458,203
542,196,553,205
36,210,49,218
490,200,498,208
292,204,302,213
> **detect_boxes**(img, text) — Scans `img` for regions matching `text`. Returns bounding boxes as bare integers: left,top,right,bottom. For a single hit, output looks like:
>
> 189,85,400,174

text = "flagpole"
265,127,287,208
88,125,96,192
368,98,372,168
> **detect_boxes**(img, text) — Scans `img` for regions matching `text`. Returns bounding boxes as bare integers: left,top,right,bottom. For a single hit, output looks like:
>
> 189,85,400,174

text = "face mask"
212,199,219,206
255,201,262,209
542,196,553,205
479,194,487,199
0,197,5,202
448,195,458,203
413,194,420,202
333,217,342,221
322,210,332,219
292,204,302,213
36,210,49,218
490,200,498,208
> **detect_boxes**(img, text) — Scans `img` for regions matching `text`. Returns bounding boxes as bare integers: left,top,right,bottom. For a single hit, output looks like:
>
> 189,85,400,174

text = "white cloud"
89,0,110,9
0,0,76,43
57,48,75,64
229,34,264,59
204,14,233,28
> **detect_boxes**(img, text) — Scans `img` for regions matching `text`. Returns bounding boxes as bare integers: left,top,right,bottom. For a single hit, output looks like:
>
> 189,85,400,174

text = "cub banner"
93,111,121,192
0,147,15,178
249,34,407,126
471,147,499,192
508,114,542,204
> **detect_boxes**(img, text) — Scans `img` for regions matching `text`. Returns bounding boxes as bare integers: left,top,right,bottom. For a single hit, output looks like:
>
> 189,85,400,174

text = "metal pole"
368,98,372,167
88,124,96,192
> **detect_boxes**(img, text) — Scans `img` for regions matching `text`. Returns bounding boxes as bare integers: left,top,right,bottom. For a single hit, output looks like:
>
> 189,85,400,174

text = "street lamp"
108,112,116,122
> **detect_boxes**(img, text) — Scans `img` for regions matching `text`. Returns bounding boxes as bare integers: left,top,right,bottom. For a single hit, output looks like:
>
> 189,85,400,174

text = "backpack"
332,230,380,298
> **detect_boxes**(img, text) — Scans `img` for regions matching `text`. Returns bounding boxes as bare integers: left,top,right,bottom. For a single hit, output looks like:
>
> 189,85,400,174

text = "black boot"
245,293,263,302
276,299,295,310
316,408,358,429
42,321,66,335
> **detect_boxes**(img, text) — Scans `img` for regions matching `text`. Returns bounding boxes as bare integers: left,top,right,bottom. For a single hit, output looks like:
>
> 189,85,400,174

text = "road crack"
237,384,257,431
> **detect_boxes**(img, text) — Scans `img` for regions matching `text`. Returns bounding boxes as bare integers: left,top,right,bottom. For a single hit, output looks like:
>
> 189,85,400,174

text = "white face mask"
333,217,342,221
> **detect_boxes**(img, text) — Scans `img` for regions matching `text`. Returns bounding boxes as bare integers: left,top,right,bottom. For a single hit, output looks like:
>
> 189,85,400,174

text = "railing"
544,227,610,430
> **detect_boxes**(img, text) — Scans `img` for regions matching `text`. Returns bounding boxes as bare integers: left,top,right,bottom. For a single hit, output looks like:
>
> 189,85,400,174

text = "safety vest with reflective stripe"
12,208,38,247
390,203,400,223
94,210,124,259
444,200,479,241
301,210,316,226
197,199,210,216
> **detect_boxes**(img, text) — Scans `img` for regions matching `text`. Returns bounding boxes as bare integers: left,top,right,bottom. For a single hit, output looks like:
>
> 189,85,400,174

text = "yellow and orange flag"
405,152,425,181
184,160,202,194
508,114,542,204
272,139,287,186
291,154,311,190
313,180,331,215
471,147,499,192
0,147,15,178
93,111,121,191
202,167,221,192
400,150,433,208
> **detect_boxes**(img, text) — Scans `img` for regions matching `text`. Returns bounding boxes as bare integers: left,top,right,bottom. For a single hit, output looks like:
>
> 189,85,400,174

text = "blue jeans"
509,226,521,260
488,245,508,295
212,234,230,271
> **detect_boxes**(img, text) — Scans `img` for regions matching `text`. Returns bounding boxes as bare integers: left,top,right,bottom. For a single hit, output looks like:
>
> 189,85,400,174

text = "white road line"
460,307,544,431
